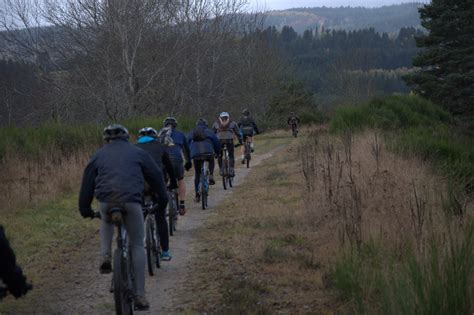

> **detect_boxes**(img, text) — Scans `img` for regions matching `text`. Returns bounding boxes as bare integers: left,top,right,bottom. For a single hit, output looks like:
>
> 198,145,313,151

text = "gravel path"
44,146,284,314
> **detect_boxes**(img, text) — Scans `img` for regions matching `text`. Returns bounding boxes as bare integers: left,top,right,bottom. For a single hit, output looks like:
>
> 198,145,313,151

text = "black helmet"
242,108,250,116
103,124,129,141
163,117,177,128
196,118,208,127
138,127,158,138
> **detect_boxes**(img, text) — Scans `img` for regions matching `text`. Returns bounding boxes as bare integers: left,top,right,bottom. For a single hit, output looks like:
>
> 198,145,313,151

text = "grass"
0,195,99,313
0,115,196,162
330,95,474,191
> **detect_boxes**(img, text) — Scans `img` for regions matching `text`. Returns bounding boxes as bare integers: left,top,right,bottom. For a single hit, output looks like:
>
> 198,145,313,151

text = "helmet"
219,112,230,119
163,116,177,128
103,124,129,141
138,127,158,138
242,108,250,116
196,118,208,127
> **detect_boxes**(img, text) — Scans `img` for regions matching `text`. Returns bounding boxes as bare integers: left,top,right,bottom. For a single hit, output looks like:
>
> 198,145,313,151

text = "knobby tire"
145,220,155,276
113,249,133,315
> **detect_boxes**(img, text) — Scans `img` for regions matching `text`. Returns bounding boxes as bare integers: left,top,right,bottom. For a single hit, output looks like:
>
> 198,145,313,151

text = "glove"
79,207,95,218
184,161,192,171
5,267,30,299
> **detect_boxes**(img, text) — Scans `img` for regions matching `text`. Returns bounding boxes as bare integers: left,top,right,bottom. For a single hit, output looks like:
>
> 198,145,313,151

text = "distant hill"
264,3,423,34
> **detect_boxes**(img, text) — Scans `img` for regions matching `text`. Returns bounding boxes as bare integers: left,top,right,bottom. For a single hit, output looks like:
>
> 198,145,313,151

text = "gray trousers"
99,202,146,296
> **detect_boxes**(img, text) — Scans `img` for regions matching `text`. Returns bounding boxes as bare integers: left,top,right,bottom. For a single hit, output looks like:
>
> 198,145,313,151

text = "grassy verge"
175,130,340,313
0,195,99,312
330,95,474,191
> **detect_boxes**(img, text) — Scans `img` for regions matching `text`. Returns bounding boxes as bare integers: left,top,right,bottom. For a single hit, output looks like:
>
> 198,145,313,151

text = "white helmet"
219,112,230,119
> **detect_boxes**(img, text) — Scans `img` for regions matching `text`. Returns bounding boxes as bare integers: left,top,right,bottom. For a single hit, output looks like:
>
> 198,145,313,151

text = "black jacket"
238,115,259,134
135,141,178,189
79,139,168,209
0,226,28,298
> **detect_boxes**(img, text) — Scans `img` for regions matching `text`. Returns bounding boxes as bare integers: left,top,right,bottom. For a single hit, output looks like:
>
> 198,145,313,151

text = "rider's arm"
182,133,191,163
0,226,28,298
141,153,169,207
162,151,177,189
232,122,243,144
78,156,98,212
252,120,260,134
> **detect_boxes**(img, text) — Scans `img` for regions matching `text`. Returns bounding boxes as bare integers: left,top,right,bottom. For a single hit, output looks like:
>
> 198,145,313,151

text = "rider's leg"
228,141,235,176
209,156,215,184
123,202,146,298
171,160,186,214
240,136,246,163
154,202,169,252
218,141,224,175
249,135,254,152
193,158,202,200
99,203,114,273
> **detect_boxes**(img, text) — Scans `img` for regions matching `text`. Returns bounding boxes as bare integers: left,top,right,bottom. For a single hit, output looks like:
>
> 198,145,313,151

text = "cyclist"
78,124,168,310
287,112,300,134
136,127,178,261
238,108,259,163
0,225,31,299
212,112,242,177
188,118,220,202
162,117,192,215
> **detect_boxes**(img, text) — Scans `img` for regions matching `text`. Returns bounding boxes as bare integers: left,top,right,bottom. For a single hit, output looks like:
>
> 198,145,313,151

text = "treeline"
265,3,422,34
257,25,422,104
0,0,284,128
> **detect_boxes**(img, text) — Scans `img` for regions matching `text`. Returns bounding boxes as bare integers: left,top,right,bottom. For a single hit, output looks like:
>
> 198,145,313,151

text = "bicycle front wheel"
145,219,156,276
113,249,134,315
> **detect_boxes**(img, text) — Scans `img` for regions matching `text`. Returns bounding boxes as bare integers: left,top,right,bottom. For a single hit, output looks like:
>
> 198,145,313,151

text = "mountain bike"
291,123,298,138
243,137,252,168
95,209,135,315
167,188,178,236
221,144,233,190
196,155,212,209
143,196,160,275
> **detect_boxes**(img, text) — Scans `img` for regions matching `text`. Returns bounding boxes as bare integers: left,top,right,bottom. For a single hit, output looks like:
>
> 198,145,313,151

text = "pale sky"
249,0,428,10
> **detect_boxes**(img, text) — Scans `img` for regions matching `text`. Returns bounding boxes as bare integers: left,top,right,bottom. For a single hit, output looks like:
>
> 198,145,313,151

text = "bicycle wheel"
168,192,174,236
228,175,233,188
145,219,156,276
113,249,134,315
152,220,161,269
246,157,250,168
200,173,207,210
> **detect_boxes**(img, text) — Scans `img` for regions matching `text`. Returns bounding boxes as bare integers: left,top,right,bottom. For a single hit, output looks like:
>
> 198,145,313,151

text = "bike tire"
228,176,233,188
153,222,161,269
246,157,250,168
168,193,174,236
145,220,155,276
113,249,134,315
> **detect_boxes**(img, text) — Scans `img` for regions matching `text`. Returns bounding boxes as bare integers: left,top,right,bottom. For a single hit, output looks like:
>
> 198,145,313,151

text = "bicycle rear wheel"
145,219,156,276
168,192,176,236
228,175,233,188
113,249,134,315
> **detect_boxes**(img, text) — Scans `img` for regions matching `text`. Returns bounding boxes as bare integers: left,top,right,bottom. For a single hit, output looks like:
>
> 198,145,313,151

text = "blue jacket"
165,129,191,162
79,139,168,207
188,123,221,159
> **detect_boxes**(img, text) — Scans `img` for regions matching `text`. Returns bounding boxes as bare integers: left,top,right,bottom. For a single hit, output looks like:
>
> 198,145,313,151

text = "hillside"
264,3,423,34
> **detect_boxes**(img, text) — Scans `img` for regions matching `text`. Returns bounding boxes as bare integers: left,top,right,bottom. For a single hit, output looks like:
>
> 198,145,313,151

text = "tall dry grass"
300,128,474,313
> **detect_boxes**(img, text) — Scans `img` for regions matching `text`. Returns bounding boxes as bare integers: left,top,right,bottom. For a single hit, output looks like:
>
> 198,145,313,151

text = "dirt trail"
44,145,285,314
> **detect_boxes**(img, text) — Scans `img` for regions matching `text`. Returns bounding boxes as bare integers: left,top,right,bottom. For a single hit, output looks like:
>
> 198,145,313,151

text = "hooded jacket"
135,136,178,189
78,139,168,208
164,128,191,162
188,122,221,159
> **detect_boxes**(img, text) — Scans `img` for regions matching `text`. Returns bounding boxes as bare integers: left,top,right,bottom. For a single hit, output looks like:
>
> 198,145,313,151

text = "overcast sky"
248,0,427,10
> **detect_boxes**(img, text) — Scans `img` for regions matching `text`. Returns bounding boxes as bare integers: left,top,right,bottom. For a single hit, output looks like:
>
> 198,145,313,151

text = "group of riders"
0,110,300,311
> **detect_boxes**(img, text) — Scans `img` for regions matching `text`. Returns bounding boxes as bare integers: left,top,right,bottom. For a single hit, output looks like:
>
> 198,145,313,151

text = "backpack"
158,127,175,147
240,115,253,127
192,126,207,141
